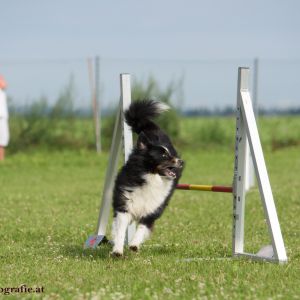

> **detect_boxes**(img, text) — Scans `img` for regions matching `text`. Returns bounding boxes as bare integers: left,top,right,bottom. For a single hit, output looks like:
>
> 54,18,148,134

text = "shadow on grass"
62,243,112,260
143,245,176,256
61,242,178,260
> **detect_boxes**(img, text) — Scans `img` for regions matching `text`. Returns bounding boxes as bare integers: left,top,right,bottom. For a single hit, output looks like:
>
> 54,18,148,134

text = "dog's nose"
178,159,184,168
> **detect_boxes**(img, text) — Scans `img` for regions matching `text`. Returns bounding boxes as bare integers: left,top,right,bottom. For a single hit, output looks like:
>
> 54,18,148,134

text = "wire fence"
0,57,300,113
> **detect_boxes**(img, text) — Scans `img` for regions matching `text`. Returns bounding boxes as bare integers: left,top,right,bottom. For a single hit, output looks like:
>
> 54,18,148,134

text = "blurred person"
0,75,9,161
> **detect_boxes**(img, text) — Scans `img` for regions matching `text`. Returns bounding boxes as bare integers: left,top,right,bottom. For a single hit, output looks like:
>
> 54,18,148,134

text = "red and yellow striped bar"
176,184,233,193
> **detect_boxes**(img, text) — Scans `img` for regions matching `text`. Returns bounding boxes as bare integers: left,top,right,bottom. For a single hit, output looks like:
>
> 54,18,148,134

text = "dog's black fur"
113,100,184,230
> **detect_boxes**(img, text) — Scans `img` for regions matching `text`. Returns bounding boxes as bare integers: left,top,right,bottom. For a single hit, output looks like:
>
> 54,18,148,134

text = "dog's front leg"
111,212,131,256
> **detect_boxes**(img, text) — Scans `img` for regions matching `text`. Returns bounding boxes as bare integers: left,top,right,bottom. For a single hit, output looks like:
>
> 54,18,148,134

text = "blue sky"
1,0,300,109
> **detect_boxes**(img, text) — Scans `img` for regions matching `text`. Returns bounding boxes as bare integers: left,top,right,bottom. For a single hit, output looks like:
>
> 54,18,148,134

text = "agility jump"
85,67,287,264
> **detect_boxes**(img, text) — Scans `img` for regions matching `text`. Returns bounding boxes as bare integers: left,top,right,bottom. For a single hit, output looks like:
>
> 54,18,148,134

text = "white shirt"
0,89,9,119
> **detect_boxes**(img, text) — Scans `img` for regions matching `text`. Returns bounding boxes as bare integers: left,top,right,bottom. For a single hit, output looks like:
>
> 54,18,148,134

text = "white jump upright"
233,67,287,263
84,74,135,249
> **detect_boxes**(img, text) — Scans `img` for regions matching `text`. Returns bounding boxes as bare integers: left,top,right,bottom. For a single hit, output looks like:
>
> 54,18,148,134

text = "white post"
120,74,136,243
95,56,101,153
232,68,248,254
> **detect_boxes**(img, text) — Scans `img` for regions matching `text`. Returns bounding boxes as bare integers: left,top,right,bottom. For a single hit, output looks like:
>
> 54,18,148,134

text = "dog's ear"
137,131,151,150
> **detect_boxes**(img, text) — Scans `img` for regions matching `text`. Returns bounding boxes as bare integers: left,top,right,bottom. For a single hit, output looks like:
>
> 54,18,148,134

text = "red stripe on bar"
211,186,233,193
176,184,190,190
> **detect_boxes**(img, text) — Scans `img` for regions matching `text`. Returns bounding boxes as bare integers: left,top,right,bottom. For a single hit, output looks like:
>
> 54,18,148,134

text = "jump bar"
176,184,233,193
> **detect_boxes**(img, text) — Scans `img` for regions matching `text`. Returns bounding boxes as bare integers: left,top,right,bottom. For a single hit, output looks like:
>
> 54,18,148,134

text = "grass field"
1,118,300,299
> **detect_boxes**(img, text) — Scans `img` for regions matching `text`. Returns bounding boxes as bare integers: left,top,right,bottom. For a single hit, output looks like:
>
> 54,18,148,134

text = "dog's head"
137,132,184,179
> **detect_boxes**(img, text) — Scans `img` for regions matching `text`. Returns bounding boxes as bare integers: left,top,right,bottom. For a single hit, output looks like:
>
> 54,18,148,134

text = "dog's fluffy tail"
125,100,169,134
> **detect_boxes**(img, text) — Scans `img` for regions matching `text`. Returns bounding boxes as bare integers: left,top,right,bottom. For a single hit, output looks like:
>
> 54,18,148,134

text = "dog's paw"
129,245,139,252
110,251,123,258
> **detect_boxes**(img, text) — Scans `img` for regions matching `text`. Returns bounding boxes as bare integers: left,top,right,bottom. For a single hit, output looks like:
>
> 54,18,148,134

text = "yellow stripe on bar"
189,185,213,191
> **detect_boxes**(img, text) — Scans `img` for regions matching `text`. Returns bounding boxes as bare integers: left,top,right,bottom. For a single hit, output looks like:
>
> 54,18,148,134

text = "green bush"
102,76,183,145
197,119,233,147
132,76,181,138
8,77,96,152
179,117,235,150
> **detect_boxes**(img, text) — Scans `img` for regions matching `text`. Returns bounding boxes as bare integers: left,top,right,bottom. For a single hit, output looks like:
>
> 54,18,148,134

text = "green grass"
0,145,299,299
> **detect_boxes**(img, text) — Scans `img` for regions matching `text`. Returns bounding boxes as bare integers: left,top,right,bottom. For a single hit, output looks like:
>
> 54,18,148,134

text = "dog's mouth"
155,158,183,179
159,167,177,179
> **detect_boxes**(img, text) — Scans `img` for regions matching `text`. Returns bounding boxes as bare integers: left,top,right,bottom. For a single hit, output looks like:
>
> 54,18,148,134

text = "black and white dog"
111,100,184,256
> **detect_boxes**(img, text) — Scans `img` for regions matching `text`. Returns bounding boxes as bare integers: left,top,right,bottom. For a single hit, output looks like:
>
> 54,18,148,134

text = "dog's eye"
162,153,168,158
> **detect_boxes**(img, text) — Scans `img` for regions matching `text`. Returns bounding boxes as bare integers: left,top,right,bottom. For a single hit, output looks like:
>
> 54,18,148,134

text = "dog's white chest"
124,174,173,219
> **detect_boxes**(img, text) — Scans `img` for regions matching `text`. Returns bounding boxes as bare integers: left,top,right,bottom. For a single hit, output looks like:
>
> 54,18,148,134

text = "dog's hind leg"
129,223,152,252
112,212,131,256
